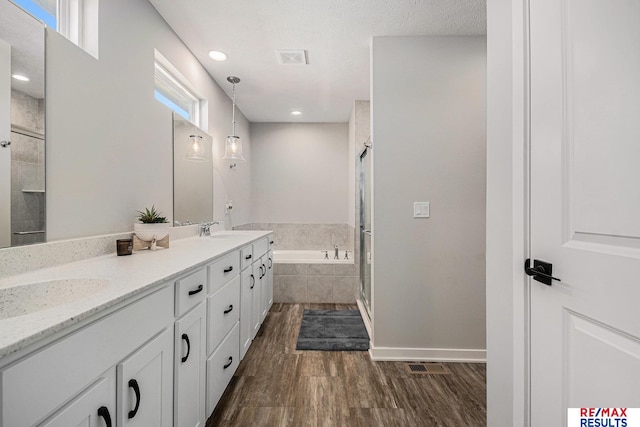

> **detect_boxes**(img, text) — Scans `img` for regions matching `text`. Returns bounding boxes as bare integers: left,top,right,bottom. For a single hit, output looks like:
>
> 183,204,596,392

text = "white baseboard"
369,346,486,363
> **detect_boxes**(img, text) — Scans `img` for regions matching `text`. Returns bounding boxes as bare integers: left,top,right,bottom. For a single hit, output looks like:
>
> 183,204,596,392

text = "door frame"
486,0,532,425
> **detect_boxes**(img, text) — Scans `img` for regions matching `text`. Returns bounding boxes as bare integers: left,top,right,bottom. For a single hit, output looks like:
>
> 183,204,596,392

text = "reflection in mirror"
173,113,213,226
0,1,46,248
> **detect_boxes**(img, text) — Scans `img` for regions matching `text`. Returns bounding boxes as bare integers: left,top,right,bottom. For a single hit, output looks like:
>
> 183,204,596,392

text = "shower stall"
358,140,372,317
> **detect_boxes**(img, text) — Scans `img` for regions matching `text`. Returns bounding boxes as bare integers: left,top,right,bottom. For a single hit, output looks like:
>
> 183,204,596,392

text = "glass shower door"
359,143,372,316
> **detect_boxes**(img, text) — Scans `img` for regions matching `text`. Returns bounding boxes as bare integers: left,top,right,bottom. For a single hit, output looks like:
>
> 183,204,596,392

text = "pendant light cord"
231,83,237,136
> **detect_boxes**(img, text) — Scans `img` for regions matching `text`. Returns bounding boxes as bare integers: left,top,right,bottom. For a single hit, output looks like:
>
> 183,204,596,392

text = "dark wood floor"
206,303,486,426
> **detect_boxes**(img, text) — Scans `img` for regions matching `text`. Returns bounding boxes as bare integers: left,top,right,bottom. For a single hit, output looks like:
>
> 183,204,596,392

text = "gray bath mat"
296,309,370,351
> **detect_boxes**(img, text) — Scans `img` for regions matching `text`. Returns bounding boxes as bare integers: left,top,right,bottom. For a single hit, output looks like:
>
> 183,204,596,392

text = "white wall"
45,0,250,240
249,122,348,224
371,36,486,359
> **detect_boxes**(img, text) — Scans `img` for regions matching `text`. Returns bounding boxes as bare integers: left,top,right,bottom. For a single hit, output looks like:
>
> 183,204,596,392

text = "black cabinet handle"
98,406,112,427
262,264,266,278
268,257,273,269
250,274,255,289
223,304,234,314
127,379,141,419
181,333,191,363
223,266,233,273
270,240,274,244
223,356,233,369
188,284,203,296
245,254,252,260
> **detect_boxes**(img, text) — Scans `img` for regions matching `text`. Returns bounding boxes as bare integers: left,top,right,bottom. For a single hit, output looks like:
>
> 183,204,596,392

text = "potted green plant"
133,205,170,245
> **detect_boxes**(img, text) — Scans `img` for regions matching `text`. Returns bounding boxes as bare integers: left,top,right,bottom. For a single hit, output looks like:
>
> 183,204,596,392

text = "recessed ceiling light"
208,51,227,61
290,110,302,116
12,74,29,82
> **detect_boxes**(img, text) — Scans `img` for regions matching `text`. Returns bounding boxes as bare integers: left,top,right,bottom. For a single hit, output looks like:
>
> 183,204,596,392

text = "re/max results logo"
568,408,640,427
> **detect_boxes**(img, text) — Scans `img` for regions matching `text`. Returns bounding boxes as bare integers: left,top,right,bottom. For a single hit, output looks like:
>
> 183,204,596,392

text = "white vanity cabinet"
1,285,174,427
0,231,274,427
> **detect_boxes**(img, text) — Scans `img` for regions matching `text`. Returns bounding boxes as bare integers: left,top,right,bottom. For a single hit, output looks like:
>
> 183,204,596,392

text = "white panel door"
530,0,640,425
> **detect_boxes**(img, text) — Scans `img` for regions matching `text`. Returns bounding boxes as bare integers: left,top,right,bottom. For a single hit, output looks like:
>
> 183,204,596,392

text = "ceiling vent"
276,49,308,65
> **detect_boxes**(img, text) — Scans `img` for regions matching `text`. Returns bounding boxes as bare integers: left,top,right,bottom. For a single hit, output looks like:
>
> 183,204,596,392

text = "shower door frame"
358,142,372,318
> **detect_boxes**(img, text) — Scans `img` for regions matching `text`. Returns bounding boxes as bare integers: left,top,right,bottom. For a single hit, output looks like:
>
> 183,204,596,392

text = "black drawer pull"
250,274,255,289
188,284,203,296
245,254,252,260
98,406,112,427
223,356,233,369
223,266,233,273
181,333,191,363
270,240,274,244
223,304,234,314
268,257,273,269
127,379,141,419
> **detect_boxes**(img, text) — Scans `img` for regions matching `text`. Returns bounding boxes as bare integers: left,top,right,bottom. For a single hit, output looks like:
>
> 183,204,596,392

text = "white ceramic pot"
134,223,170,242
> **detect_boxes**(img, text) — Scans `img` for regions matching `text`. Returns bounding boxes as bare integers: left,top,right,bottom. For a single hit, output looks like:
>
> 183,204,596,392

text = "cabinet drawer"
240,245,253,271
175,267,207,317
207,276,240,355
205,323,239,418
1,285,173,427
253,238,269,259
208,251,240,294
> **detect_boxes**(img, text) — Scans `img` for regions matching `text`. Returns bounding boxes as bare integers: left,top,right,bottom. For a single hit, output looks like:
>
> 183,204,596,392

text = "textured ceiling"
149,0,486,123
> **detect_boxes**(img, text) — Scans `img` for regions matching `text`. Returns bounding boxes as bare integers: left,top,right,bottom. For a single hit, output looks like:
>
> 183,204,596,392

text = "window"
154,50,203,126
11,0,56,28
11,0,99,59
58,0,99,58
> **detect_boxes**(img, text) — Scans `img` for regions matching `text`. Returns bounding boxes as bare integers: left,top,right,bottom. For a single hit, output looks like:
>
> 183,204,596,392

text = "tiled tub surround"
273,250,359,304
0,228,271,358
235,224,359,303
235,223,355,251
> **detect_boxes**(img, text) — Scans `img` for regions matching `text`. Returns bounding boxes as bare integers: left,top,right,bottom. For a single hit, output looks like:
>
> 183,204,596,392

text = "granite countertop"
0,230,271,360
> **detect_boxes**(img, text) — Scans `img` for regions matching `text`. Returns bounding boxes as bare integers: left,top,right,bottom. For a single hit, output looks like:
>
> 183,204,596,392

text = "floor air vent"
404,362,451,375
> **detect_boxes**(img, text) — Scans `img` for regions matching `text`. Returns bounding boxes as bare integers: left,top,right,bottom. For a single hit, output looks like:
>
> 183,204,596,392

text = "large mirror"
173,113,213,226
0,1,46,249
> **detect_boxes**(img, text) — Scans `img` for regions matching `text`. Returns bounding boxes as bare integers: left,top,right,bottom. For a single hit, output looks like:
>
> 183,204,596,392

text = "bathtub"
273,249,353,264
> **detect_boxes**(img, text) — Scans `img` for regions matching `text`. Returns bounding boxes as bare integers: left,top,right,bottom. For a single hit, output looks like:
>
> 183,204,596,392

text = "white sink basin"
0,278,110,319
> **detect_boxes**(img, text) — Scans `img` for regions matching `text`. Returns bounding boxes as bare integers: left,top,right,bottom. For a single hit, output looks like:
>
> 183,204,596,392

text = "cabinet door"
205,323,239,418
267,250,274,311
175,302,206,427
117,327,173,427
240,266,254,360
42,371,116,427
251,259,263,339
207,275,240,356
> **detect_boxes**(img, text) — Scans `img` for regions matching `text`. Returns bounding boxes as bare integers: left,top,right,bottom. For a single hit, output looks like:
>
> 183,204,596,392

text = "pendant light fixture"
222,76,245,166
185,132,207,161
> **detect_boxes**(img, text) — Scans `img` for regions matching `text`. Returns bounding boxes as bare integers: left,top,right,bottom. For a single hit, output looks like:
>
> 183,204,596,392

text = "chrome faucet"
199,221,220,237
334,244,339,260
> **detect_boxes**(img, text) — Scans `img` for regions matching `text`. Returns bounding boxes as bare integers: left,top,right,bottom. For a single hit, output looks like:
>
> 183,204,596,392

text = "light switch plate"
413,202,430,218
